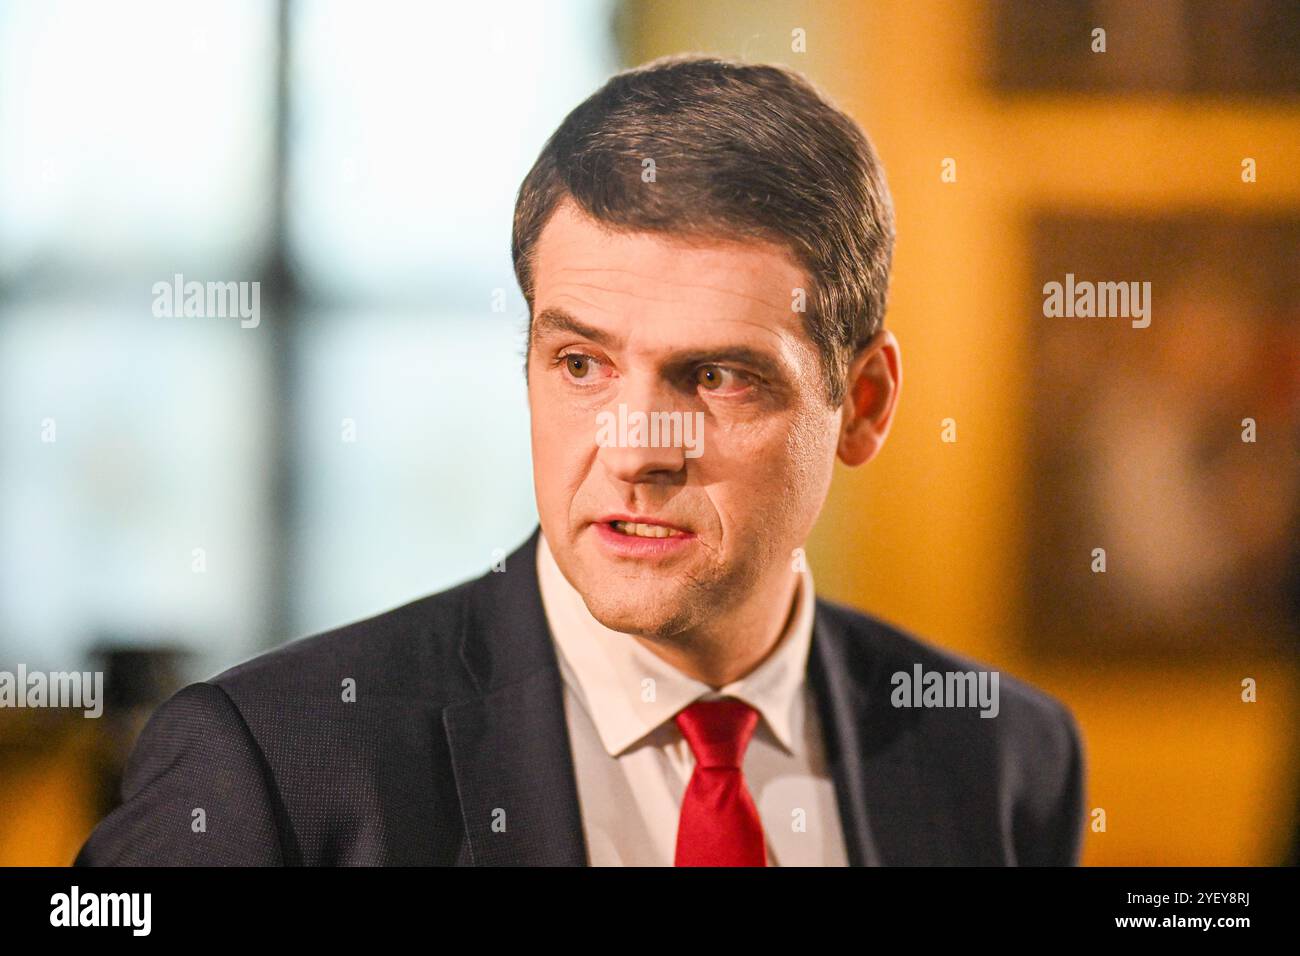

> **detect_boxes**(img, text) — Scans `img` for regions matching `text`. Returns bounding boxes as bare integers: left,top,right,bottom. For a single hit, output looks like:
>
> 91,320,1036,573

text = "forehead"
532,199,809,343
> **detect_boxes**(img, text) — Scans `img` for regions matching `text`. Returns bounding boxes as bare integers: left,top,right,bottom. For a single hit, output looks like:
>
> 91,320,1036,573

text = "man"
76,55,1085,866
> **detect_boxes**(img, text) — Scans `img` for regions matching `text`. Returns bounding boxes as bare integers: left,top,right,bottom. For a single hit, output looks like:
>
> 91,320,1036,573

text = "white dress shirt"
535,532,848,866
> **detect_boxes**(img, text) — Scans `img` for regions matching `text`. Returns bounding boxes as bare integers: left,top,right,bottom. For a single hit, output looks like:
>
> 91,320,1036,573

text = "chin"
579,586,696,639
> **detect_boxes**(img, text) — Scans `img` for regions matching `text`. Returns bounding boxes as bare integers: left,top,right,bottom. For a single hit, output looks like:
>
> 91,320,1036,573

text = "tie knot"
674,698,760,769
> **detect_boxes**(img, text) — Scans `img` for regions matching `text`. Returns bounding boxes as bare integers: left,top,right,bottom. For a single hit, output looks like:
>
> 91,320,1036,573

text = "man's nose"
595,379,689,484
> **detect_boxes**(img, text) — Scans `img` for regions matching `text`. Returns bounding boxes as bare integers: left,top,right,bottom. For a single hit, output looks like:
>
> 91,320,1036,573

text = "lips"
608,520,683,539
597,515,692,538
591,515,695,558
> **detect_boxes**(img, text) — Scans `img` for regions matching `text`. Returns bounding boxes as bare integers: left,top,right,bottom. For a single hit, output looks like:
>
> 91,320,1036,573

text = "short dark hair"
511,53,895,407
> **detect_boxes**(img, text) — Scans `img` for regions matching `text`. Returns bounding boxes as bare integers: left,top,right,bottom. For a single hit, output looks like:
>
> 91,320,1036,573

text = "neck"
631,568,802,688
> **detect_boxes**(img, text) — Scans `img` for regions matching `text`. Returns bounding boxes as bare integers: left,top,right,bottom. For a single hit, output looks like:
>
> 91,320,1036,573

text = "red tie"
673,698,767,866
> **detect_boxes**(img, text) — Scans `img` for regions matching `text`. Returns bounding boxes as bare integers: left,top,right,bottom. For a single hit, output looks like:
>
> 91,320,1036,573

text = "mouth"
606,520,686,539
592,515,695,556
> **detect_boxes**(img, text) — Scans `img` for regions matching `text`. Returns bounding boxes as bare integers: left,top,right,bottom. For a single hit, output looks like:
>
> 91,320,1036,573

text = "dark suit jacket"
75,527,1085,866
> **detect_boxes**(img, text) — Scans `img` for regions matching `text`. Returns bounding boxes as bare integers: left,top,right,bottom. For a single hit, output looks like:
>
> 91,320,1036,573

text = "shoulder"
206,574,484,707
815,598,1086,864
78,574,498,866
815,596,1083,771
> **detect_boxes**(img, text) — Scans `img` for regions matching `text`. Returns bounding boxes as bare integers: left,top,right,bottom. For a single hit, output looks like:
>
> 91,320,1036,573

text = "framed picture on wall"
1024,213,1300,658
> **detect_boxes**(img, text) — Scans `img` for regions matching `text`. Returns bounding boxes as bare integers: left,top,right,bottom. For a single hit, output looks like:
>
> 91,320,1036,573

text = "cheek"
530,387,597,500
767,409,840,509
529,385,563,489
703,412,831,528
783,411,840,520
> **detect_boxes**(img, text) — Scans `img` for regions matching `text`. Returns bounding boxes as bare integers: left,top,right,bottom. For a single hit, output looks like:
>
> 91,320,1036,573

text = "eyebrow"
530,305,788,380
531,306,622,350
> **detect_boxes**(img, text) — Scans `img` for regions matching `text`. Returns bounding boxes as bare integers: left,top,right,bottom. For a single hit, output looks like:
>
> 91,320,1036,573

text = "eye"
696,364,741,391
559,351,605,381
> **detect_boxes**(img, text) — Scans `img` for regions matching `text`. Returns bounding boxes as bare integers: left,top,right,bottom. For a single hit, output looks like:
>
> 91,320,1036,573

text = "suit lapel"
442,528,589,865
808,602,927,866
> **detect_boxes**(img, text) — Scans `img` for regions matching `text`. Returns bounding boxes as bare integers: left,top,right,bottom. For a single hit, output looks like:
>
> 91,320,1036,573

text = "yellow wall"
0,719,99,866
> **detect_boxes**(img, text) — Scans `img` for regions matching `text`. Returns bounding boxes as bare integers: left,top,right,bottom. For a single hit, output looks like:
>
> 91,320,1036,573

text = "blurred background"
0,0,1296,866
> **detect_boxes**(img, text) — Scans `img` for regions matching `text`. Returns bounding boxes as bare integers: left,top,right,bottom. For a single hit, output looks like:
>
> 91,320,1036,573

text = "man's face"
527,198,844,639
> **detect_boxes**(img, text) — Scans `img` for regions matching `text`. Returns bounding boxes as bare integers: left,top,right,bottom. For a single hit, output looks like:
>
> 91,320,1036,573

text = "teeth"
611,521,682,538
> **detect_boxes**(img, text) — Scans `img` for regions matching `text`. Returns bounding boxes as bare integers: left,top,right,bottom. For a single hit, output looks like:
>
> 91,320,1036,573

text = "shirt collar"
535,530,815,758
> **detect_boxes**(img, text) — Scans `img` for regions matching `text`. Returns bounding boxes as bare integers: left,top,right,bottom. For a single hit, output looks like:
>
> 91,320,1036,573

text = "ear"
837,329,901,467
